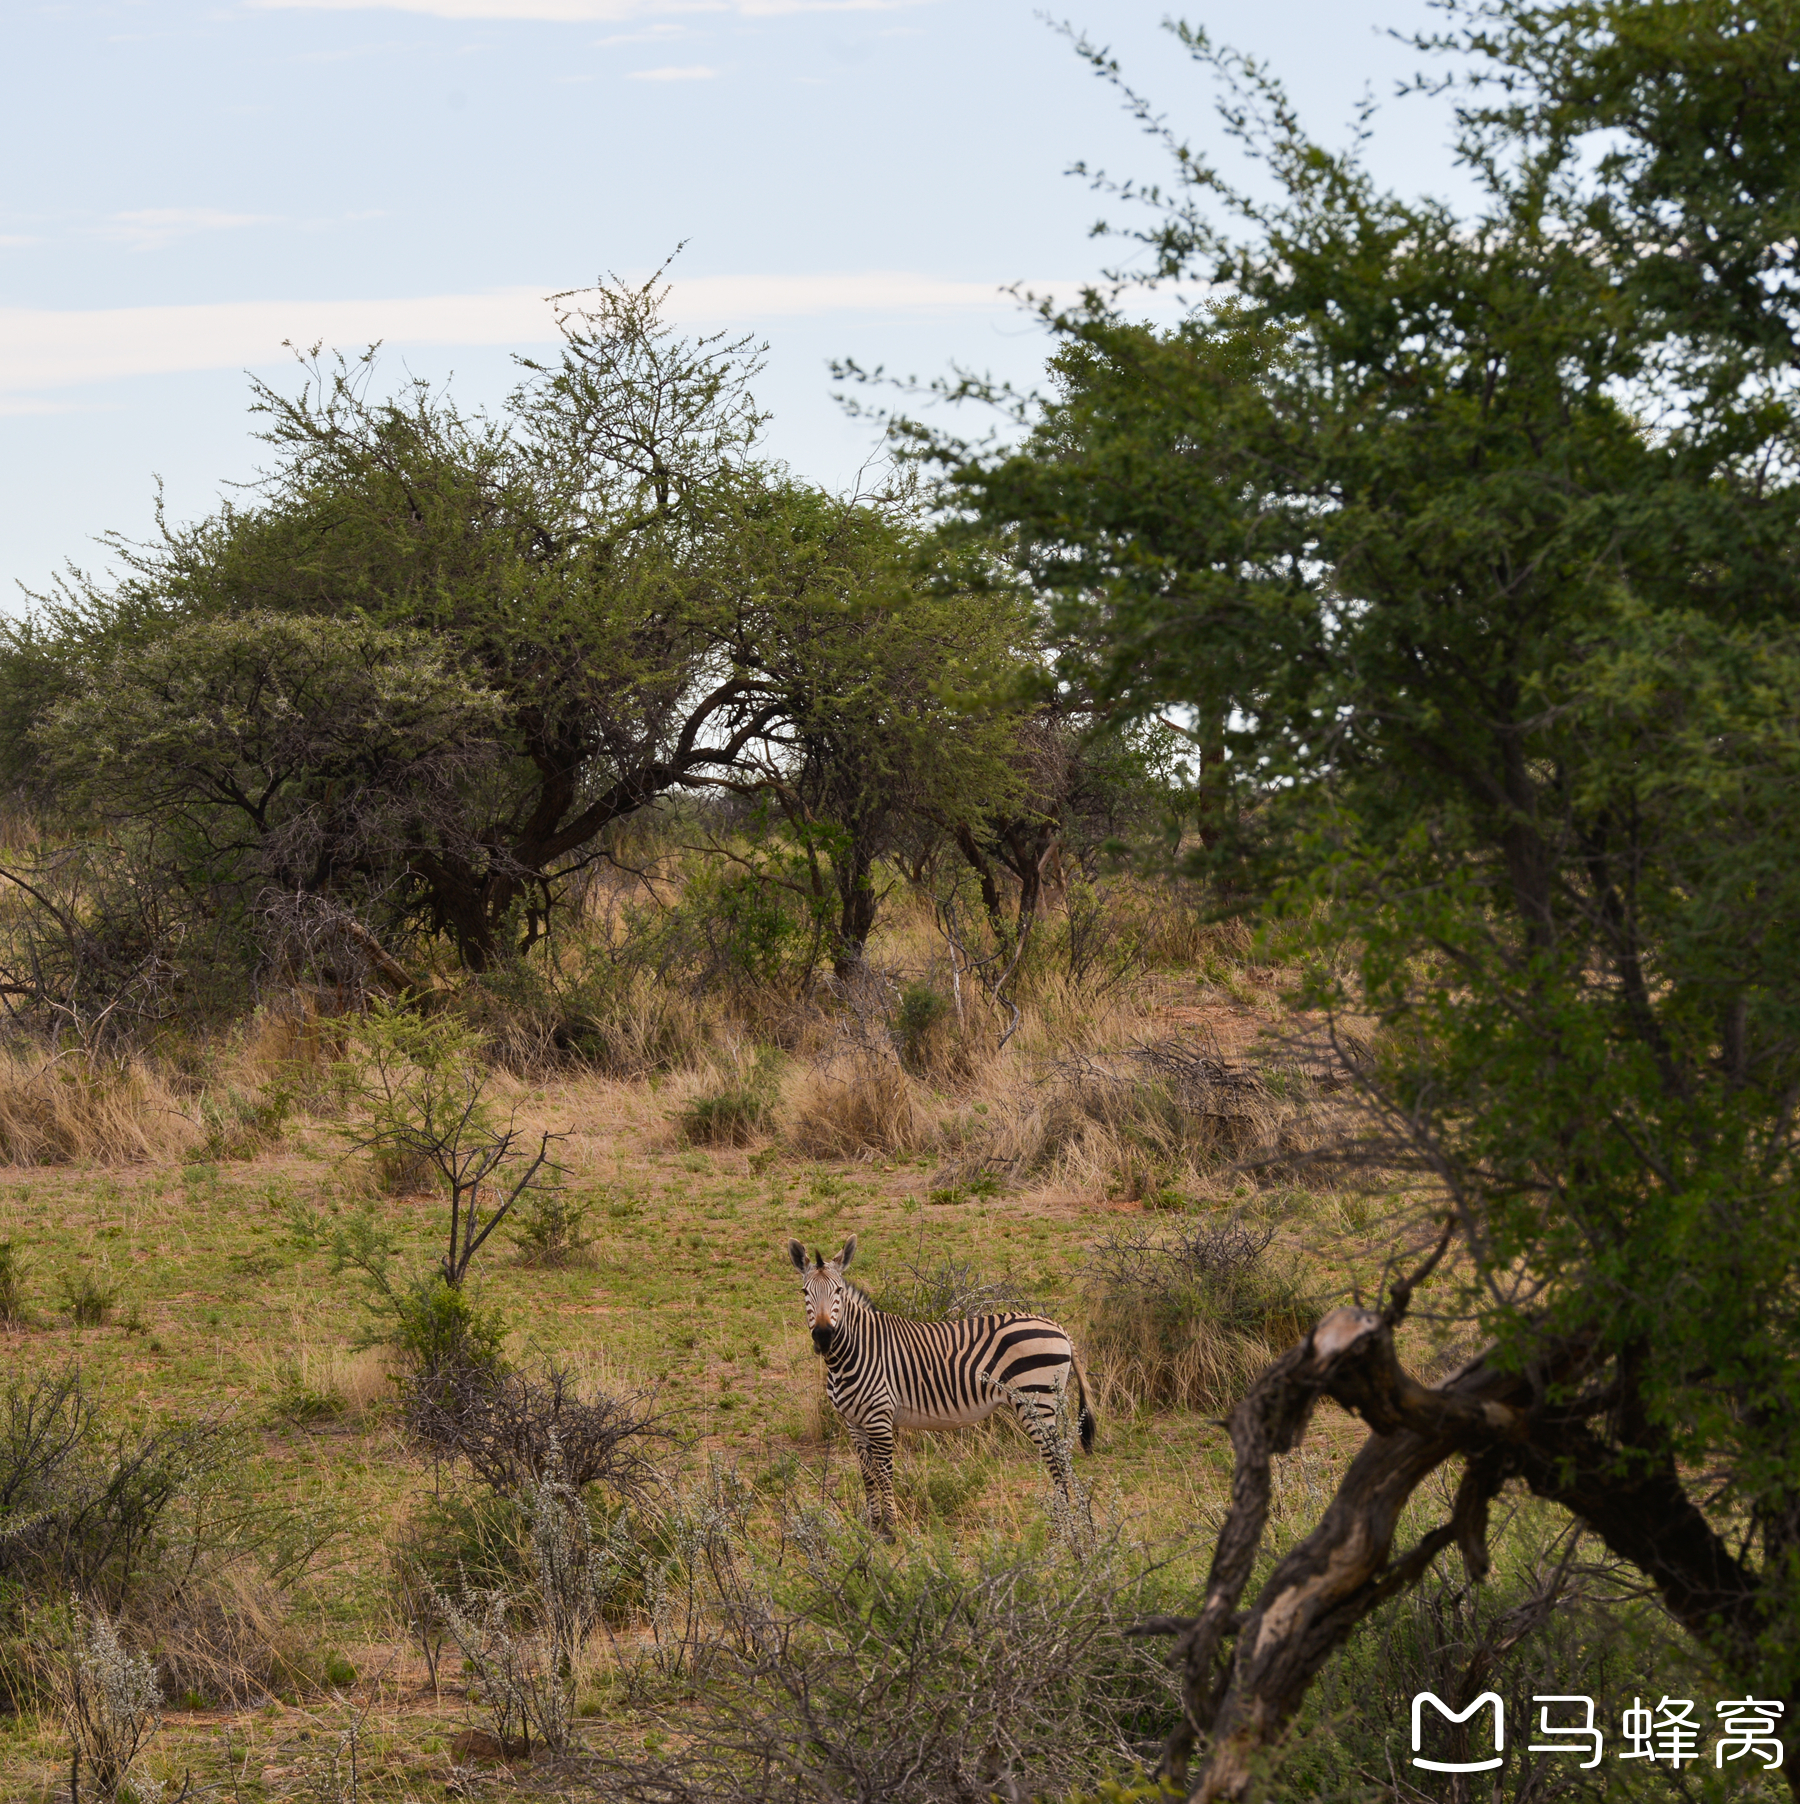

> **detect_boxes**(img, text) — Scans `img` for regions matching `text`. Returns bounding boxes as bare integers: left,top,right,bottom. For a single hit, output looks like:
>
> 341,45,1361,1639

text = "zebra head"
788,1235,857,1355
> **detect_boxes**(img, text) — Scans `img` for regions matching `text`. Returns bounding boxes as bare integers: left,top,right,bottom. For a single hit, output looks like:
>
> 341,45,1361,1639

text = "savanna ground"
0,865,1734,1803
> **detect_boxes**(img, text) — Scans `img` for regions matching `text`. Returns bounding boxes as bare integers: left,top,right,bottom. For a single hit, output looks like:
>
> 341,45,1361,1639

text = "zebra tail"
1071,1345,1097,1454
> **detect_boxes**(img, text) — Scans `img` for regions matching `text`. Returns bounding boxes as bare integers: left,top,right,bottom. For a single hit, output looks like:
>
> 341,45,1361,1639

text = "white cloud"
246,0,916,20
96,208,275,251
0,273,1058,397
0,396,107,418
629,62,715,77
591,21,688,41
0,235,43,250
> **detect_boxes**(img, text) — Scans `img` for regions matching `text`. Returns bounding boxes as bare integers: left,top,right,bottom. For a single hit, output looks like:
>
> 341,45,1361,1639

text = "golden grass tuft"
251,1336,393,1425
784,1054,922,1160
1080,1224,1318,1415
0,1048,194,1167
143,1566,312,1707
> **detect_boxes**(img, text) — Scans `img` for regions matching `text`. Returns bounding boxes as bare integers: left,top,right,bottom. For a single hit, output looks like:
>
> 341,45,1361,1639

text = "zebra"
788,1234,1096,1540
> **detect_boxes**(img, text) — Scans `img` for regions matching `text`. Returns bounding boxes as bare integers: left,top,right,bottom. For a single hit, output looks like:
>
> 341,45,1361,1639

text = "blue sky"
2,0,1475,603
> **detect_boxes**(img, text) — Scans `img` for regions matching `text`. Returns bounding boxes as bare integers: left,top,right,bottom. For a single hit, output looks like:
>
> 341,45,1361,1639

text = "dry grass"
1080,1223,1319,1415
250,1335,394,1425
142,1567,314,1709
0,1048,195,1167
784,1053,923,1160
907,1038,1349,1207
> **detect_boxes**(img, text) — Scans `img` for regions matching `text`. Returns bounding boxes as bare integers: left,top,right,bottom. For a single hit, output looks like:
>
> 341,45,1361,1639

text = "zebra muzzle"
811,1326,837,1355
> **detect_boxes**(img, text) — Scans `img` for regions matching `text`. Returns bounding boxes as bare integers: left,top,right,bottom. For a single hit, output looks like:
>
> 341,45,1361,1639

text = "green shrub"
874,1252,1036,1323
508,1189,596,1268
642,863,828,1006
391,1276,508,1381
0,1238,30,1326
398,1484,651,1629
0,1366,231,1622
600,1523,1183,1800
58,1269,118,1328
400,1491,532,1598
678,1082,774,1147
893,981,952,1073
558,969,715,1079
895,1460,992,1525
678,1050,782,1147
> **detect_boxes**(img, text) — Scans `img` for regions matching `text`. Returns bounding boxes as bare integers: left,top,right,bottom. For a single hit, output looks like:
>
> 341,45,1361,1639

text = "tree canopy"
915,0,1800,1791
2,277,1047,987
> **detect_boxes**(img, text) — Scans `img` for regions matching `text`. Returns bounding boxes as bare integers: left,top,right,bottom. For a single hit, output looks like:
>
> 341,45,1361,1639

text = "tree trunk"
833,849,880,979
1151,1253,1791,1800
1195,708,1229,851
953,822,1008,938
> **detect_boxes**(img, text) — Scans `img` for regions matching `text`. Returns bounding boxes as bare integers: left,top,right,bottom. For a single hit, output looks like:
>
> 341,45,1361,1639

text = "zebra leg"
846,1410,898,1541
1006,1385,1077,1501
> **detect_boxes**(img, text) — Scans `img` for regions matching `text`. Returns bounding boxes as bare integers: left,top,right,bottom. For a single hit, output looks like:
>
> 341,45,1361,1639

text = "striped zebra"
788,1235,1096,1540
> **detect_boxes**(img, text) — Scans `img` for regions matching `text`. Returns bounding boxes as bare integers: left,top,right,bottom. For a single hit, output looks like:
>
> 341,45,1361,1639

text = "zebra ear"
787,1239,807,1272
839,1235,857,1269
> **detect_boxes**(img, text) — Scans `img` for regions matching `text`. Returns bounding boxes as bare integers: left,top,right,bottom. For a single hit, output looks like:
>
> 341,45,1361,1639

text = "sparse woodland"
3,2,1800,1800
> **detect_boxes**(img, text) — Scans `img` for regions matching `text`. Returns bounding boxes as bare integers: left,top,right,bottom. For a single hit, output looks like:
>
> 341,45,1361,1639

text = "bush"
895,981,951,1062
894,1459,993,1527
58,1268,119,1327
641,863,829,1008
873,1252,1038,1323
0,1366,232,1619
677,1047,782,1148
508,1187,596,1268
436,1441,634,1756
401,1359,669,1500
268,1355,347,1425
0,1237,30,1325
44,1604,163,1804
589,1522,1182,1802
332,999,567,1296
454,950,716,1079
399,1490,533,1601
390,1275,509,1384
559,967,716,1079
0,838,260,1054
149,1570,304,1708
678,1081,774,1148
1084,1223,1314,1412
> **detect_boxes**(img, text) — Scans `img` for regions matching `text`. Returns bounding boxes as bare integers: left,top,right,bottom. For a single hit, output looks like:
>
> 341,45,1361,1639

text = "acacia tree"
7,277,797,969
943,710,1186,946
35,613,504,905
714,490,1034,976
6,275,1054,981
923,3,1800,1795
